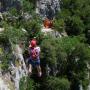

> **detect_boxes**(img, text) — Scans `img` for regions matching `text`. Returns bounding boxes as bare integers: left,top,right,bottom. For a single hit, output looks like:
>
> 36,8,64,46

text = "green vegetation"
44,77,70,90
0,0,90,90
40,37,90,90
20,76,35,90
55,0,90,37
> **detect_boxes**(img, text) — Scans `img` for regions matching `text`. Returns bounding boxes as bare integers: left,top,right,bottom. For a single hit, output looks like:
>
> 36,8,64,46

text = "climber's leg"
35,60,42,77
36,65,42,77
28,59,34,75
29,64,32,75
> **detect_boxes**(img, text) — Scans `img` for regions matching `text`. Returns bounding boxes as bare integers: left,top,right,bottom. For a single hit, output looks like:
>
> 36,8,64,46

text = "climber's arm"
35,47,40,58
28,47,31,55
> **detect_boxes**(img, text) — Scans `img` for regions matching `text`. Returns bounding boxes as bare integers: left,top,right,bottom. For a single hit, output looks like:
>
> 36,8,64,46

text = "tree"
67,44,90,90
40,36,90,89
57,0,90,36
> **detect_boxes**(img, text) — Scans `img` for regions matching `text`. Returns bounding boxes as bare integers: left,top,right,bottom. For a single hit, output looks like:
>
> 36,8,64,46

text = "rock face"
36,0,60,20
0,0,21,12
41,27,62,38
0,0,60,19
0,43,27,90
0,78,10,90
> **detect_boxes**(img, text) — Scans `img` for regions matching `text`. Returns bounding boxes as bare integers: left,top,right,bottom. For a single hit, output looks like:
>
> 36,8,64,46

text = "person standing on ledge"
28,39,42,77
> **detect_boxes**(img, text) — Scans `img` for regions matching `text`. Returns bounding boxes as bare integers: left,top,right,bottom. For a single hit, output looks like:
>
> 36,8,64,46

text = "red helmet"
31,39,37,47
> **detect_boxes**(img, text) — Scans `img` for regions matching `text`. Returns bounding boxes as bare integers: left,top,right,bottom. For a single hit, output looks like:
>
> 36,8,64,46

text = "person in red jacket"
44,18,53,28
28,39,42,77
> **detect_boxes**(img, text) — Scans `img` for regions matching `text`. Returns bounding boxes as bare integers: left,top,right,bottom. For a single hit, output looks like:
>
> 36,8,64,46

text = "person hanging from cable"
28,38,42,77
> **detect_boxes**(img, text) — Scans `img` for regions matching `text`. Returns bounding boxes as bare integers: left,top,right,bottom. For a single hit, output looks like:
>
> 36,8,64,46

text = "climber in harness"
28,39,42,77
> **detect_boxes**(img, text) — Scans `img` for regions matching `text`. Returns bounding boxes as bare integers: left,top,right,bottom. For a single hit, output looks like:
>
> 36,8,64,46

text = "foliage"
1,53,11,71
21,0,35,13
40,37,77,77
8,7,20,16
44,77,70,90
41,39,57,66
0,47,3,55
23,19,41,39
57,0,90,37
53,18,65,33
56,37,80,53
86,30,90,44
0,0,90,90
40,36,90,89
67,43,90,89
66,16,85,35
19,76,35,90
1,25,27,44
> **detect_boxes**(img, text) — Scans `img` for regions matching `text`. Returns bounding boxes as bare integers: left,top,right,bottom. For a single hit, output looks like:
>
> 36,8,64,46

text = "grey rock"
36,0,60,19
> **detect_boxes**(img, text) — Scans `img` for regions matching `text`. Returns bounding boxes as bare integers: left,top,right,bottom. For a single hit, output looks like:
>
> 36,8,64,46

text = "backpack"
30,47,38,60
